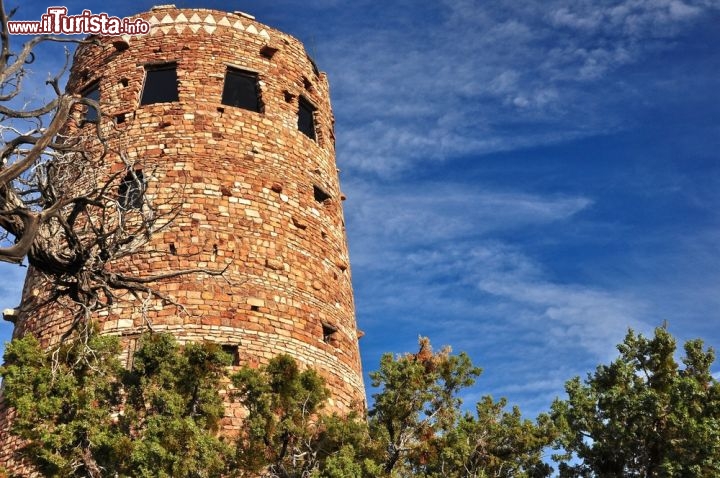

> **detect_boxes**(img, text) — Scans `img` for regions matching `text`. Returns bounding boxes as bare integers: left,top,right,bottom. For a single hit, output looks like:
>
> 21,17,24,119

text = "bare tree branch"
0,1,232,345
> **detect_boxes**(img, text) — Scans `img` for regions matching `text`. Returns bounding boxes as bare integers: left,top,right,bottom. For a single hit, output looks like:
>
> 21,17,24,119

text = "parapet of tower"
4,6,365,412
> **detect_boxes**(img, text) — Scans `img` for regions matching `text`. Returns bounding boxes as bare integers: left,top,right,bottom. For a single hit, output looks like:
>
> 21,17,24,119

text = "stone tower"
1,5,365,468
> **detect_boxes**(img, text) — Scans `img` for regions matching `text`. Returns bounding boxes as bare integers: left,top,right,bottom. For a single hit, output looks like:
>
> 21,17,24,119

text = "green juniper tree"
4,331,560,477
367,337,482,475
367,337,554,478
231,354,377,478
1,332,124,477
118,333,233,478
1,331,233,478
552,327,720,477
429,396,555,477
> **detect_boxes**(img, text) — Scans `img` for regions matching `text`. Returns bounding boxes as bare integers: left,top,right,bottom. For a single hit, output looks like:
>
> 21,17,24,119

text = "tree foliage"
117,334,233,477
1,331,233,477
231,354,375,477
2,333,556,477
551,327,720,477
367,337,482,474
8,327,717,477
429,396,555,477
1,331,123,477
367,337,554,477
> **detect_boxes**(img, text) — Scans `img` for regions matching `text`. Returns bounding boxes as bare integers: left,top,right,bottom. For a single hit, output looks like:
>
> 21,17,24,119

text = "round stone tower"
1,5,365,454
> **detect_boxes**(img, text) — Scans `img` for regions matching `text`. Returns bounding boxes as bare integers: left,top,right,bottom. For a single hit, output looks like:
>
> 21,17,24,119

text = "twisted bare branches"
0,1,230,339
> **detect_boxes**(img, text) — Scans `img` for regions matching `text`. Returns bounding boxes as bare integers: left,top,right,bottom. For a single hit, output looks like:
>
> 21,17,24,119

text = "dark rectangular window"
313,185,331,203
221,344,241,366
322,324,338,346
140,64,178,105
221,68,260,111
82,83,100,123
118,170,145,210
298,97,316,140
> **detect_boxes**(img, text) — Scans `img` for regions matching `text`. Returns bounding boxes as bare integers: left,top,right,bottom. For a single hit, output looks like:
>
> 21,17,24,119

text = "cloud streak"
316,0,720,175
346,180,653,413
345,180,593,253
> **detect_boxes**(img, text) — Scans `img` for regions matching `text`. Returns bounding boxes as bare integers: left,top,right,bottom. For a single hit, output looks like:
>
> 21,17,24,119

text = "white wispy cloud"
350,233,650,414
318,0,719,175
373,241,646,354
346,181,647,362
477,277,648,358
345,180,593,254
342,176,664,416
550,0,705,35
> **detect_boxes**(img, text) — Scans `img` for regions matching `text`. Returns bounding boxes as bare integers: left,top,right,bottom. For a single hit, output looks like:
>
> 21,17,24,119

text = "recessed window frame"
322,323,338,346
140,62,179,106
221,344,241,366
118,169,146,211
313,185,331,204
260,45,279,60
298,96,317,141
81,82,100,123
221,66,261,112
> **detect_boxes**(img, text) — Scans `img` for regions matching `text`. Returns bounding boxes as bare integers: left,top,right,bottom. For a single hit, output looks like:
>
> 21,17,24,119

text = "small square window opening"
298,97,316,140
82,83,100,123
260,45,278,60
322,324,338,345
313,185,331,203
140,64,179,105
118,170,145,210
221,344,241,366
221,68,261,112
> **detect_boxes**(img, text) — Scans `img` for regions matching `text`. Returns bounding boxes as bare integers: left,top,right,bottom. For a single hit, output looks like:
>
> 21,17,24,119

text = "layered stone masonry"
0,6,365,472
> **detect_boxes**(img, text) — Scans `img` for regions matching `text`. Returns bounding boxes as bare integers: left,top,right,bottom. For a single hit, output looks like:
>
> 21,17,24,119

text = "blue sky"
1,0,719,419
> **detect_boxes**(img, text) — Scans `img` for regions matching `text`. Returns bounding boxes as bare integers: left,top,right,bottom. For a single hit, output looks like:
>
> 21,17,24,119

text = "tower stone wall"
0,6,365,471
